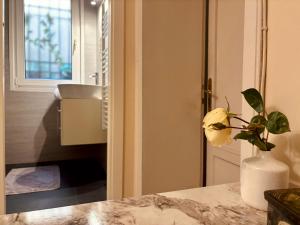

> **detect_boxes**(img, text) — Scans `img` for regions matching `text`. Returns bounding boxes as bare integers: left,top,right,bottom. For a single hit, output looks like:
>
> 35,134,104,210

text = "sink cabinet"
59,99,107,145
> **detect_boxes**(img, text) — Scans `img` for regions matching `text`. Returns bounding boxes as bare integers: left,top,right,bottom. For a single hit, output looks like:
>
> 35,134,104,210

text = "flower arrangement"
203,88,290,151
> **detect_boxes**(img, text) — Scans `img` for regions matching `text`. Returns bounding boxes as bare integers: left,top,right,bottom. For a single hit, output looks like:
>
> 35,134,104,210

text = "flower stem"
265,131,269,143
233,116,250,124
226,126,249,130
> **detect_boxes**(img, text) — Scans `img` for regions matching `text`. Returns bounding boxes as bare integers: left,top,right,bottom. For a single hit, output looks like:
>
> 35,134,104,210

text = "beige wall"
142,0,204,194
266,0,300,186
4,1,105,164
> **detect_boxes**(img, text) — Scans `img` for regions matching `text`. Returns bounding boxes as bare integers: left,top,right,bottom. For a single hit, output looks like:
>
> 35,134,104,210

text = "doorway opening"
4,0,110,213
203,0,245,186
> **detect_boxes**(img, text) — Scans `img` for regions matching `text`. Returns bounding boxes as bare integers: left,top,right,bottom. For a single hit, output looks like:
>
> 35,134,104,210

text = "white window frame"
9,0,82,92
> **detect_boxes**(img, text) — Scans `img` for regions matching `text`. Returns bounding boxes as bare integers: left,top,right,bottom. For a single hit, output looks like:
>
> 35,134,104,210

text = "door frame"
105,0,125,200
203,0,263,185
123,0,143,198
0,0,5,215
0,0,125,214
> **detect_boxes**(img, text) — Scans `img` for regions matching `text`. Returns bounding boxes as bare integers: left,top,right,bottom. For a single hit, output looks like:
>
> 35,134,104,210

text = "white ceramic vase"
241,150,289,211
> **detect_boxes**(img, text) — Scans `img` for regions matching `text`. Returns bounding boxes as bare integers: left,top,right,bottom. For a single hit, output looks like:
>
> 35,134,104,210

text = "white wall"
265,0,300,187
83,0,98,85
243,0,300,187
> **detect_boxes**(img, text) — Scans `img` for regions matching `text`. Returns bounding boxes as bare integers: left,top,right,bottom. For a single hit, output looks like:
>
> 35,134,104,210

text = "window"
24,0,72,80
10,0,81,91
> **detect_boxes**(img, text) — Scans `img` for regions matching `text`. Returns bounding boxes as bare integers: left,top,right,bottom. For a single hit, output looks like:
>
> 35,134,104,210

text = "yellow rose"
203,108,232,147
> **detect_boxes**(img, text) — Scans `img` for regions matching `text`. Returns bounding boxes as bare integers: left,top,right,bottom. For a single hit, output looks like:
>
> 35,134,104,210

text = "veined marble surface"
0,183,267,225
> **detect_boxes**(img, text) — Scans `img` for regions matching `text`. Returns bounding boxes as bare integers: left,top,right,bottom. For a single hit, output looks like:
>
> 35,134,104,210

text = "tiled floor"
5,159,106,214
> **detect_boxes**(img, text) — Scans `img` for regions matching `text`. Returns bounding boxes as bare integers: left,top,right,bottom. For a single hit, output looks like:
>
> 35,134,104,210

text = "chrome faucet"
89,72,99,85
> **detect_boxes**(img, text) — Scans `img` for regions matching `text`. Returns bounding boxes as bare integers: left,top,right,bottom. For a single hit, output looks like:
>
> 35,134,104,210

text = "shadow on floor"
5,159,107,214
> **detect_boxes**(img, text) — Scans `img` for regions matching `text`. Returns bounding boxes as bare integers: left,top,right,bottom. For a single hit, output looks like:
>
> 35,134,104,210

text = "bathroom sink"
54,84,102,100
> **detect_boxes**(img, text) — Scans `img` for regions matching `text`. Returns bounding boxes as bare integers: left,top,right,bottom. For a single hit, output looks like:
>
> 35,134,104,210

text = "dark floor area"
5,159,107,214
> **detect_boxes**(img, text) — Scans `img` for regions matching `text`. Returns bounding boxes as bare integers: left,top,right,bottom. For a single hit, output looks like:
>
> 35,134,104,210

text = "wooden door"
141,0,205,194
206,0,245,185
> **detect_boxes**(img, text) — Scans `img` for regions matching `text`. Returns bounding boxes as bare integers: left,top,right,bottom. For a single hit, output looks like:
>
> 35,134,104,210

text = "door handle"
204,78,213,111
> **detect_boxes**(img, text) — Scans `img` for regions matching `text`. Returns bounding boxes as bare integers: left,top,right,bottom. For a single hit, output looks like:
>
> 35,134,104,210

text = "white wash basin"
54,84,102,100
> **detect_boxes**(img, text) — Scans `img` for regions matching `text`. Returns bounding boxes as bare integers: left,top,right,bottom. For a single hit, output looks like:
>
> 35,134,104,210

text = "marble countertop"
0,183,267,225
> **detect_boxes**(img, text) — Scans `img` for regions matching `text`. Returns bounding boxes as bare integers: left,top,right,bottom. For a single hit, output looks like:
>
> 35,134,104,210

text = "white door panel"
207,147,240,185
206,0,245,185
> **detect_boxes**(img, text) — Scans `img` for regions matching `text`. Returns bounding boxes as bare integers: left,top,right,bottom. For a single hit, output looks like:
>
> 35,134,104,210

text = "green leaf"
234,131,255,140
235,131,268,151
251,139,267,151
250,115,267,133
266,142,276,151
234,127,276,151
251,115,267,125
209,123,227,130
248,135,268,151
266,111,291,134
241,88,264,113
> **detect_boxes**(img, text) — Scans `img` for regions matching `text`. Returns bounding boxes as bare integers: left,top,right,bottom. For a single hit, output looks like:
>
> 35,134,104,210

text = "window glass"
24,0,72,80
